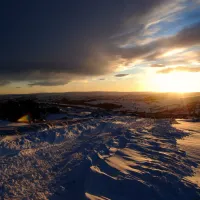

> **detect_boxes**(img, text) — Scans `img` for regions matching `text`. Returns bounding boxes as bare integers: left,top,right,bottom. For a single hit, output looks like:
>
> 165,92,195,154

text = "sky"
0,0,200,94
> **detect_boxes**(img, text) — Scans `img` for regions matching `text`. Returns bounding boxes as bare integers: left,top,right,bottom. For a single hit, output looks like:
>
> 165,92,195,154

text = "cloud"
28,80,69,87
106,22,200,74
115,74,129,77
0,80,11,86
99,78,105,81
151,64,165,67
119,22,200,61
112,0,184,40
0,1,199,87
157,66,200,73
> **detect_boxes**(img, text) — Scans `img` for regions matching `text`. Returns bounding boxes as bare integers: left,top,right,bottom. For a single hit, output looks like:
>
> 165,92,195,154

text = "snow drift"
0,116,200,200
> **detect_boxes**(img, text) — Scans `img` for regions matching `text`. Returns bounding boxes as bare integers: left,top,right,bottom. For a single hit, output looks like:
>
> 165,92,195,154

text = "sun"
151,72,200,92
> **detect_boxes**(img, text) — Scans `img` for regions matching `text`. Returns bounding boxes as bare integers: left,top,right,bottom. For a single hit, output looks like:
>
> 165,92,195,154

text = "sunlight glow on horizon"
1,70,200,94
151,72,200,92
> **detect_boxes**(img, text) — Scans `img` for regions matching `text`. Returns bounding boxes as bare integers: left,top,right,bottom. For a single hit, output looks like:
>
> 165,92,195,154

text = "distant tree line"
0,99,60,122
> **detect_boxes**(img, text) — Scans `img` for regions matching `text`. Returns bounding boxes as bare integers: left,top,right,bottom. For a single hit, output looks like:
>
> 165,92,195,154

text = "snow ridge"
0,117,200,200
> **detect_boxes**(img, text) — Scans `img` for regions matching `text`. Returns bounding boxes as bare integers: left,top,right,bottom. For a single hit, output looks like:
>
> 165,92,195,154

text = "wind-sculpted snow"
0,117,200,200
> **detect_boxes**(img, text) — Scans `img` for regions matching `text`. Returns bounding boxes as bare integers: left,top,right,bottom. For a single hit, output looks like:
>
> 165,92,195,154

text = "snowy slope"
174,120,200,188
0,116,200,200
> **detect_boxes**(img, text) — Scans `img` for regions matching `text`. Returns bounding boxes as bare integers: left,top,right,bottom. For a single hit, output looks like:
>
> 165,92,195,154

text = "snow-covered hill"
0,116,200,200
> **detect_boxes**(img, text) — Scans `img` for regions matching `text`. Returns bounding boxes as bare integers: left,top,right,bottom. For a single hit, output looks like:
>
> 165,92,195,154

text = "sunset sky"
1,0,200,94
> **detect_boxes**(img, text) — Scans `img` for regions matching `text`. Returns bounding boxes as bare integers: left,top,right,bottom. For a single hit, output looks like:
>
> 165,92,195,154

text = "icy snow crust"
0,116,200,200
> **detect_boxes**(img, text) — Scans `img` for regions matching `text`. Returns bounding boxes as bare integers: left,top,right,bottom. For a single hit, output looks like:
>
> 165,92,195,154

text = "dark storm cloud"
28,80,69,87
157,66,200,73
115,74,129,77
0,80,11,86
0,0,199,86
